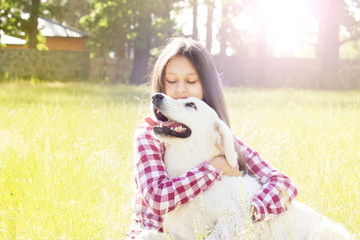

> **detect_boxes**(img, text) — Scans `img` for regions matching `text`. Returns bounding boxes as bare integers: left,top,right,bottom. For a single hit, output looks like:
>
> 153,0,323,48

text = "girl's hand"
209,155,242,176
251,205,260,222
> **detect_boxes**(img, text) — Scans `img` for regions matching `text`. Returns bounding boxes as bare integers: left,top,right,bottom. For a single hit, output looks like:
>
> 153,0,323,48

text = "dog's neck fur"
163,136,221,178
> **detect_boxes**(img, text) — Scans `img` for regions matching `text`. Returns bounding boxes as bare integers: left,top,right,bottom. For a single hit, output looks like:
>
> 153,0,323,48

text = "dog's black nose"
152,93,164,102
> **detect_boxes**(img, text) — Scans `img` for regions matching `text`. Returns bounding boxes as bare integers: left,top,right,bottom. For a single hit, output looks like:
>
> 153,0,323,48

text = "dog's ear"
214,120,238,167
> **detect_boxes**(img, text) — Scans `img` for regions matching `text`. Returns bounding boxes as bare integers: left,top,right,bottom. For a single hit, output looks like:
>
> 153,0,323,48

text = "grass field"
0,82,359,239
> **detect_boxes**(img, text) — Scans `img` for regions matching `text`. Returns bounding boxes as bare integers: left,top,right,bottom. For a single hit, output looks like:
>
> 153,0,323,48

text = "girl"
126,37,297,239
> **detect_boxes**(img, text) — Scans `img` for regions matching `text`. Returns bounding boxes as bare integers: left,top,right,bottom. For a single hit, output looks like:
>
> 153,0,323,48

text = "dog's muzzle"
149,93,192,138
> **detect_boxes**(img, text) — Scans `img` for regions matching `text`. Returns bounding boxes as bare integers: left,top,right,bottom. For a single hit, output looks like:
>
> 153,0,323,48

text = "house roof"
0,31,27,45
1,16,88,45
38,17,88,38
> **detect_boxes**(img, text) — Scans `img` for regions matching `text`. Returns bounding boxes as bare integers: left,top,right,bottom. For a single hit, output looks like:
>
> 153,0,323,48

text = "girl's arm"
234,136,298,221
134,125,222,216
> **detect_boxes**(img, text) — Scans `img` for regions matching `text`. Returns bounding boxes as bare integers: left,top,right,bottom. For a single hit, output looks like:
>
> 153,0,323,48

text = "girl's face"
164,56,204,100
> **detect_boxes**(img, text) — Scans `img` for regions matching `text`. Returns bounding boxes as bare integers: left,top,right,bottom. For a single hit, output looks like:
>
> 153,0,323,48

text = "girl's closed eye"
187,78,199,84
166,79,177,84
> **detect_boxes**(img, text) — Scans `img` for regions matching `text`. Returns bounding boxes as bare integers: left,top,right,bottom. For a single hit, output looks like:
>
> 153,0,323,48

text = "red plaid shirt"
126,123,298,239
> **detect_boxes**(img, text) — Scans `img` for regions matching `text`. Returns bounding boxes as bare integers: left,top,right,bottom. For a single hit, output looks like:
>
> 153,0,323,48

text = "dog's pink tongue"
145,117,182,130
145,117,173,127
145,117,158,127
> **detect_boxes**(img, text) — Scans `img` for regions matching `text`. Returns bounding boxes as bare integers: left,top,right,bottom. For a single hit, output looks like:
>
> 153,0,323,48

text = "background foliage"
0,49,89,80
2,0,360,88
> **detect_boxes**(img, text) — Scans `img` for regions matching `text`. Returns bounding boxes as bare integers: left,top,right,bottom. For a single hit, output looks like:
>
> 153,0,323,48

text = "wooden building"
0,17,88,51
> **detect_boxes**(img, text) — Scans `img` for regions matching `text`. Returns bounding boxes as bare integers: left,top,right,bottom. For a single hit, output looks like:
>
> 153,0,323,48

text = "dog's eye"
185,102,197,110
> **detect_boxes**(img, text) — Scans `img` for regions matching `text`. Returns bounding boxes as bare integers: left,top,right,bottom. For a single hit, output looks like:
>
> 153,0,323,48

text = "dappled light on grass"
0,83,147,238
226,88,360,236
0,83,359,238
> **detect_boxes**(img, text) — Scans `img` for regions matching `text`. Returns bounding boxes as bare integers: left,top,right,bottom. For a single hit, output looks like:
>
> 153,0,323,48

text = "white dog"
136,93,350,240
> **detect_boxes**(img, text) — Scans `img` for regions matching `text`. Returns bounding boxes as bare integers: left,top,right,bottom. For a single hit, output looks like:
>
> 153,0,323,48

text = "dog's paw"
227,151,238,168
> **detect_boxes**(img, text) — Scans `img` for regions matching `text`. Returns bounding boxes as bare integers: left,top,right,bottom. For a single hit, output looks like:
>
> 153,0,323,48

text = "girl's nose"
176,80,187,93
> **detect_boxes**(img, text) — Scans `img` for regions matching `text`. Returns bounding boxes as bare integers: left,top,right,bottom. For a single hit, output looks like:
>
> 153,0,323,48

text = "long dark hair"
151,37,231,127
150,37,247,171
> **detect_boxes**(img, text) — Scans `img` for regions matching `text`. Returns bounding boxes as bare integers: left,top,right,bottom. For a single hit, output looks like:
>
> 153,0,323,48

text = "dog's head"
146,93,238,168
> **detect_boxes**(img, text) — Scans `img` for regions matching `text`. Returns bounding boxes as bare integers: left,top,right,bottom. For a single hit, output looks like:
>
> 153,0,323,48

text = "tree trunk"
29,0,40,49
316,0,344,89
0,0,2,49
161,0,173,37
205,0,214,52
219,2,229,57
129,10,151,85
192,0,198,40
130,48,150,84
255,17,267,87
115,23,125,58
217,1,229,84
317,23,340,89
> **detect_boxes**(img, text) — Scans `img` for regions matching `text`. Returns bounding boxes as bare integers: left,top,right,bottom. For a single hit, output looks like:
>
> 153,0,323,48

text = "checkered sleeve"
234,136,298,220
133,125,222,216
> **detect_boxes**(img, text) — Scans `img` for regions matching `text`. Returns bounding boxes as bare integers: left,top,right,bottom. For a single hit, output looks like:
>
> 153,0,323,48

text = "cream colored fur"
136,94,350,240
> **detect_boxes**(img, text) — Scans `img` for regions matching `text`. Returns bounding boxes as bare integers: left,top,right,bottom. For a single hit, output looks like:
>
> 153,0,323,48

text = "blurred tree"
218,0,249,56
314,0,344,89
130,0,180,84
80,1,129,58
81,0,179,84
65,0,89,29
338,0,360,59
255,16,267,86
48,0,90,30
219,0,229,57
129,1,152,84
0,0,29,39
192,0,198,40
315,0,360,89
205,0,214,51
48,0,66,23
28,0,40,49
0,0,46,49
340,1,360,46
217,0,360,88
245,0,268,86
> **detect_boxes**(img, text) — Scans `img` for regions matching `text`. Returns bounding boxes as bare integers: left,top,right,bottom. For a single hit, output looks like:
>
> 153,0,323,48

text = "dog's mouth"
145,108,191,138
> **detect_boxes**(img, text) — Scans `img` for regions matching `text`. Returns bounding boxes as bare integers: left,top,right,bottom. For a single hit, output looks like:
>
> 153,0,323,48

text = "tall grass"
0,82,359,239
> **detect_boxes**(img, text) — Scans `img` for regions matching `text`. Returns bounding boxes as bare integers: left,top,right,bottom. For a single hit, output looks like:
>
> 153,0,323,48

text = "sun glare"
261,0,317,57
176,0,317,57
261,0,314,57
232,0,316,57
